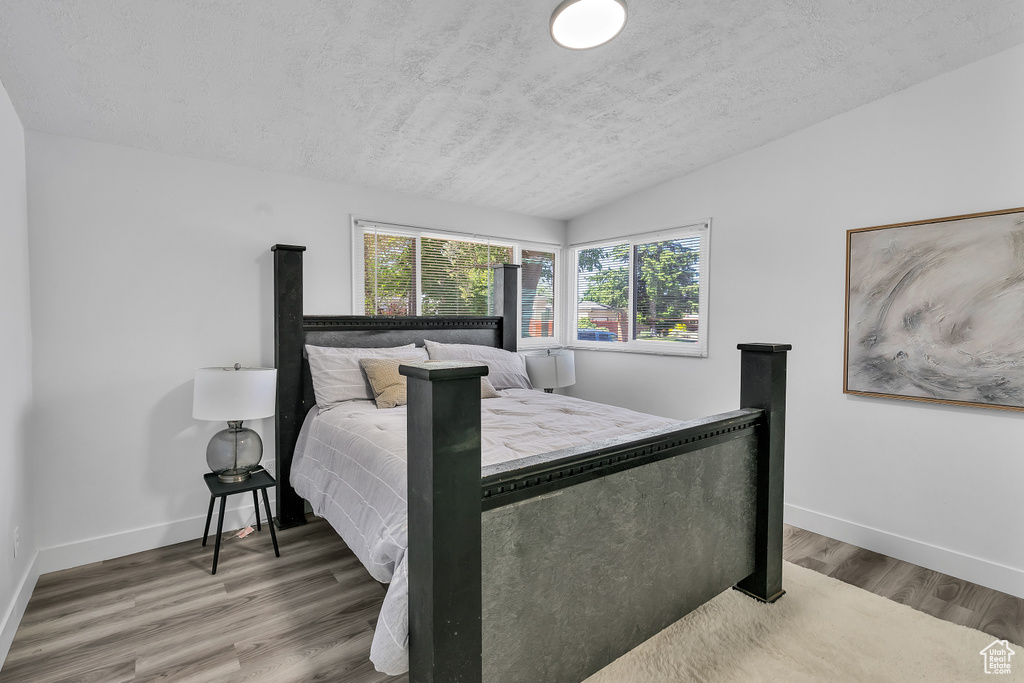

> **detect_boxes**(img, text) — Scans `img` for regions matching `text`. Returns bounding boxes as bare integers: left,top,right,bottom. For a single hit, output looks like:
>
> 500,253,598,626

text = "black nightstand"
202,468,280,574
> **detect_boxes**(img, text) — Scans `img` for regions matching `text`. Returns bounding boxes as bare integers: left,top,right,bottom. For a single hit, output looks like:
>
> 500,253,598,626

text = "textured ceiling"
0,1,1022,220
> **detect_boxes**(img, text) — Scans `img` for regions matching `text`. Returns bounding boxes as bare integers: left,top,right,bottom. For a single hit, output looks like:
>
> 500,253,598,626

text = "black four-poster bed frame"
271,244,790,683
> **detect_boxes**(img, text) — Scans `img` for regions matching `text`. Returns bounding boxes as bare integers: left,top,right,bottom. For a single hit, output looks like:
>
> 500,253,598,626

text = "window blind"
571,221,709,355
419,236,513,316
521,249,556,339
357,219,559,345
633,235,701,342
575,243,630,343
364,231,417,315
361,225,515,317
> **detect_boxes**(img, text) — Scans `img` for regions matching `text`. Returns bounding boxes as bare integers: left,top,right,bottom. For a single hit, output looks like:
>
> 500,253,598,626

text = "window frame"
352,217,562,348
566,220,711,357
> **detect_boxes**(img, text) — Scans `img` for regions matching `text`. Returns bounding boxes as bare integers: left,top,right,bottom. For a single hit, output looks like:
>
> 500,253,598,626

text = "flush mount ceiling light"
550,0,627,50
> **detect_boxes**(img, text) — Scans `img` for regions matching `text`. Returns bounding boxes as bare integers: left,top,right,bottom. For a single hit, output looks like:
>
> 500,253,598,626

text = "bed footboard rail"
480,408,763,510
402,343,790,683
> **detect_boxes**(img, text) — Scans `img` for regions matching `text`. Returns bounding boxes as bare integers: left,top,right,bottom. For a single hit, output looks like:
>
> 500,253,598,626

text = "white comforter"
290,389,681,675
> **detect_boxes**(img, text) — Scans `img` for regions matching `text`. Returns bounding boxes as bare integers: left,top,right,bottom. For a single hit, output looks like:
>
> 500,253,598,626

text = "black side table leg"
202,496,215,547
261,487,280,557
252,490,261,531
212,495,227,575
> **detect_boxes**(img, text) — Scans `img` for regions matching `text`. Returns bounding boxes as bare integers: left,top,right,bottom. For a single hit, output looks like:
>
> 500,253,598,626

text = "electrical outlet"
13,526,18,559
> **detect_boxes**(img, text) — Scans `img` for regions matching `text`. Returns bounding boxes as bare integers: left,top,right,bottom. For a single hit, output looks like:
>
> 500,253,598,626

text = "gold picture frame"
844,206,1024,412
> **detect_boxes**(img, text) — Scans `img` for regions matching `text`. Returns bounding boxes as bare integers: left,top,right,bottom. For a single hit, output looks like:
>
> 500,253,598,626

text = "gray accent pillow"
306,344,428,409
423,340,532,390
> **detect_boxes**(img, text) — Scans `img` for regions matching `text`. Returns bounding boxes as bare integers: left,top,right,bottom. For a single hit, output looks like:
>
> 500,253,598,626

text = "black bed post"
400,361,487,683
734,342,791,603
492,263,520,352
272,244,308,529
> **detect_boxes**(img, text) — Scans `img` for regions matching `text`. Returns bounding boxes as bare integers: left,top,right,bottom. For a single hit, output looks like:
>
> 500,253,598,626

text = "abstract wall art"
845,207,1024,411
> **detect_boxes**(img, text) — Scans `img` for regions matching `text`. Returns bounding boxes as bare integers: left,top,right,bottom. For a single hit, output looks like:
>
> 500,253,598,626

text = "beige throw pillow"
360,357,501,409
480,376,501,399
360,357,418,409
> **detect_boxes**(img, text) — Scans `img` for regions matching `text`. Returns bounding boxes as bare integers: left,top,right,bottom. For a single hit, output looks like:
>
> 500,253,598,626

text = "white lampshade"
550,0,627,50
526,350,576,390
193,365,277,422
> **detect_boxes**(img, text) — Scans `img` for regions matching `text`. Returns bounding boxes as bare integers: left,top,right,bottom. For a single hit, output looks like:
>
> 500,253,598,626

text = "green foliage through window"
634,236,701,342
363,229,520,318
419,238,512,316
364,233,417,315
574,228,705,347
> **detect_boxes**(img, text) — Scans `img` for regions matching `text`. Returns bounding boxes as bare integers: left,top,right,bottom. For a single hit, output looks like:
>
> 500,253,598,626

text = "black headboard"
271,244,520,528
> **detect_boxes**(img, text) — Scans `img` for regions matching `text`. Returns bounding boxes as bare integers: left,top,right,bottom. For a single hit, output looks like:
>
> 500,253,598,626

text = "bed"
271,244,791,683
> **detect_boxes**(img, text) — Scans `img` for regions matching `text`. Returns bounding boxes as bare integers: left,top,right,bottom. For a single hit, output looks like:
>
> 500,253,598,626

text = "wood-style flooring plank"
135,642,242,683
4,518,1020,682
67,659,137,683
0,516,404,683
783,524,1024,646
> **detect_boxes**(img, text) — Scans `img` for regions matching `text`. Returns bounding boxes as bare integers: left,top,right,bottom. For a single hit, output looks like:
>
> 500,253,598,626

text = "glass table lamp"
525,349,576,393
193,364,277,483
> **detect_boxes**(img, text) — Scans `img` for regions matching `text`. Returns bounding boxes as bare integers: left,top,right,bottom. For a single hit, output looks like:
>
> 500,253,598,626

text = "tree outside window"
573,224,708,354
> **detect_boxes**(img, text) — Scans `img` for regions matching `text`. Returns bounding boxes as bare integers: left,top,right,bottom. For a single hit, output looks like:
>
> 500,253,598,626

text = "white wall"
23,133,564,568
568,43,1024,598
0,77,35,660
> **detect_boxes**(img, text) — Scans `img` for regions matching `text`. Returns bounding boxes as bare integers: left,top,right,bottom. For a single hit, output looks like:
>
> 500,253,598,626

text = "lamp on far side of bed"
525,349,576,393
193,364,277,483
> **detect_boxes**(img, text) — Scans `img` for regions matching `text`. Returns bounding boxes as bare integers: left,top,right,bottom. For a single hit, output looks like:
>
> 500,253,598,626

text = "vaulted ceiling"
0,1,1022,219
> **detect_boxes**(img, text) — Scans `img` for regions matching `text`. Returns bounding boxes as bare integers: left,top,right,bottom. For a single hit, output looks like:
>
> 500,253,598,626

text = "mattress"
290,388,682,675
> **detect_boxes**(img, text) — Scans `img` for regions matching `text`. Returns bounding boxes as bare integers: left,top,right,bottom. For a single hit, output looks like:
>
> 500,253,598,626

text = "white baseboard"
785,503,1024,600
0,550,41,671
37,493,275,575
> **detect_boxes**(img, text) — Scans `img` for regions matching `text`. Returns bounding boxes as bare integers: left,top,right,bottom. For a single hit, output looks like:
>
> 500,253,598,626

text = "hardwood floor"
0,517,407,683
2,519,1021,681
783,525,1024,646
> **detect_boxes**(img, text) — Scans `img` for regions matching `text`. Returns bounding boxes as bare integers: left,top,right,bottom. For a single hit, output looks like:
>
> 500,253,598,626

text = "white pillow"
306,344,428,409
423,340,532,390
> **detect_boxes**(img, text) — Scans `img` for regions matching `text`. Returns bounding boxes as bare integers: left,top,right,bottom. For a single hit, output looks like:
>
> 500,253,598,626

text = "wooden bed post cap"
737,343,792,353
399,361,489,381
271,244,307,252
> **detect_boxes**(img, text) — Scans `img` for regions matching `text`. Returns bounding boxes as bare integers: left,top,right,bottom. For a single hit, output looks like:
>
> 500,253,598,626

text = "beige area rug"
586,562,1022,682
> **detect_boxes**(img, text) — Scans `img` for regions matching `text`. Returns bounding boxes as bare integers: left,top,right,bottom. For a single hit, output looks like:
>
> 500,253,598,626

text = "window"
355,219,559,345
570,222,709,356
362,232,417,315
521,249,556,340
